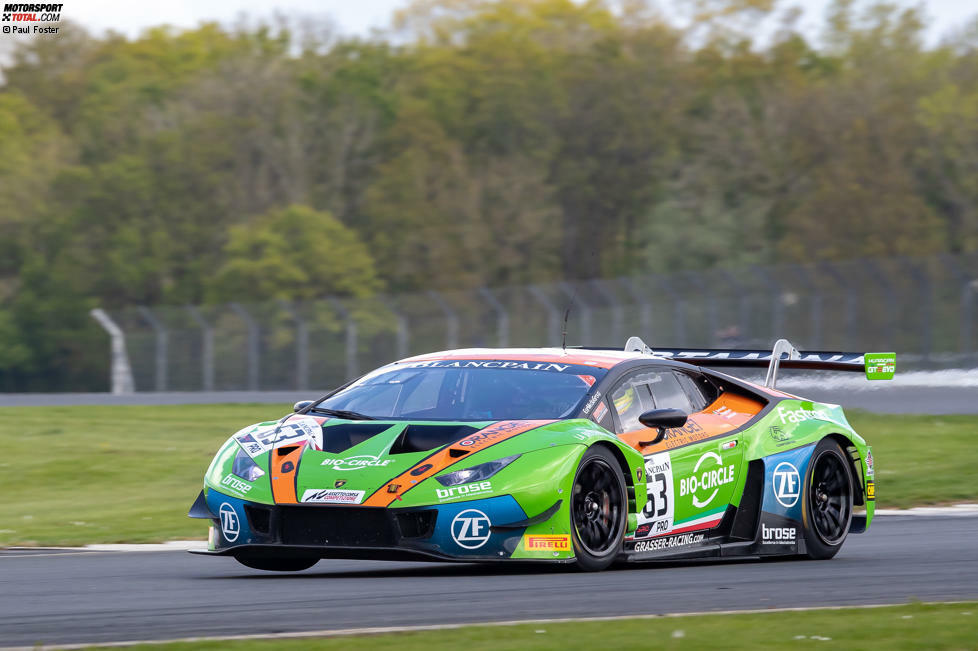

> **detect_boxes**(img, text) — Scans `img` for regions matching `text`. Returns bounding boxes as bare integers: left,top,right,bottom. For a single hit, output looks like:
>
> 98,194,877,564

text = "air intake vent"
278,507,396,547
320,423,393,454
390,425,480,454
244,505,271,535
395,510,437,539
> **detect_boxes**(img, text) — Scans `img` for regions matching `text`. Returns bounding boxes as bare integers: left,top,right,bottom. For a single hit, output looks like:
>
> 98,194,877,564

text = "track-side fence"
91,254,978,393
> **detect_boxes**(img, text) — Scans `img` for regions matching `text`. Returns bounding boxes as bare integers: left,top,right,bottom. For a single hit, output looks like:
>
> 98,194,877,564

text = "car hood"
228,415,555,506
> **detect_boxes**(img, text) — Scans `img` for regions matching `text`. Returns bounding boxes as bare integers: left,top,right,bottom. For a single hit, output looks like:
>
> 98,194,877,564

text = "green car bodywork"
190,344,882,569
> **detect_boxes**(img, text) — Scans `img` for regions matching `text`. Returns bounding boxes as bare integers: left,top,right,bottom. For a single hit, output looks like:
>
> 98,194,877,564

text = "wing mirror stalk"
637,408,688,446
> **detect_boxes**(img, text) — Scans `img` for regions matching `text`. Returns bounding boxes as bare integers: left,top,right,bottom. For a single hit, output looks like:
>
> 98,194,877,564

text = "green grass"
0,404,279,546
0,406,974,546
845,411,976,508
89,602,978,650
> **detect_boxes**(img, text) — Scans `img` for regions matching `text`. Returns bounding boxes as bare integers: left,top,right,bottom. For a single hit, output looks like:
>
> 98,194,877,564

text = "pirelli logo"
866,480,875,500
524,534,571,551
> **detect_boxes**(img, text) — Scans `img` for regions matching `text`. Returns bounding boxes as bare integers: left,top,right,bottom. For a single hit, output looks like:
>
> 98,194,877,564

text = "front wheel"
570,446,627,571
234,555,319,572
802,439,854,560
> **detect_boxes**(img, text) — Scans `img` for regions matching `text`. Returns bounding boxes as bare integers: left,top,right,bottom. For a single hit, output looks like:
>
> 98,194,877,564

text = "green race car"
189,337,891,571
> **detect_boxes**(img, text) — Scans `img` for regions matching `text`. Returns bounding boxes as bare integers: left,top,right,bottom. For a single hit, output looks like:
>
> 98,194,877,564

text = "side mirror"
637,408,688,446
293,400,314,413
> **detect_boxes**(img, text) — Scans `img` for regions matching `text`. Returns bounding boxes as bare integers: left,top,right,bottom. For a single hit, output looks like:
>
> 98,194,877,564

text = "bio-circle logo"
219,503,240,542
450,509,492,549
772,462,801,507
320,455,393,471
678,451,735,509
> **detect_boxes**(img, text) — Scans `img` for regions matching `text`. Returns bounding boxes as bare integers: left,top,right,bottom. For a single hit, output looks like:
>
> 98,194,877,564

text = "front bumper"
192,488,559,562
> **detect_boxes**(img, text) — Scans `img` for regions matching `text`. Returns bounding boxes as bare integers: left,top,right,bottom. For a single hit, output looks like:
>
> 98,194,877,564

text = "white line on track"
0,540,203,557
2,505,976,557
2,601,972,651
874,504,978,517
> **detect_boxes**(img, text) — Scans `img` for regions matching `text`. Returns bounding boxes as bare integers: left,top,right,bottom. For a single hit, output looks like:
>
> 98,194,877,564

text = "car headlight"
232,448,265,482
435,454,520,487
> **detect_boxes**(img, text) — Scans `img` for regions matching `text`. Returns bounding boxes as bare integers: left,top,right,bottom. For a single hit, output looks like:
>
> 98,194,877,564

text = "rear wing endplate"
624,337,895,389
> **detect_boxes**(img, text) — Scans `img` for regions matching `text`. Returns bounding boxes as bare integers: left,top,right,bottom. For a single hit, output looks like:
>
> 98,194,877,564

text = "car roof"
394,347,656,370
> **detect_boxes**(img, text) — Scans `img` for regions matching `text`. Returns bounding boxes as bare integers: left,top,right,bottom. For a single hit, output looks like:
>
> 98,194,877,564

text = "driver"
612,384,645,431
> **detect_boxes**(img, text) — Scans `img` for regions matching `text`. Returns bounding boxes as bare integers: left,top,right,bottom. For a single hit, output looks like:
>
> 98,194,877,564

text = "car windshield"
315,360,607,421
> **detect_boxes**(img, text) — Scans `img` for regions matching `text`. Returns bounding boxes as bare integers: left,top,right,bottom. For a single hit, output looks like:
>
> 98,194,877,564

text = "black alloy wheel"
570,446,627,571
803,438,854,559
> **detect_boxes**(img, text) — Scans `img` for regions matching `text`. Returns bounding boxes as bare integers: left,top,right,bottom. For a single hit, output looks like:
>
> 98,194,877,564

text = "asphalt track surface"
1,515,976,648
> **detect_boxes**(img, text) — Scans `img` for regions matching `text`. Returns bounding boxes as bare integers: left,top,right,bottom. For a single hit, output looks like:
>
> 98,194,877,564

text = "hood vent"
320,423,393,454
390,425,480,454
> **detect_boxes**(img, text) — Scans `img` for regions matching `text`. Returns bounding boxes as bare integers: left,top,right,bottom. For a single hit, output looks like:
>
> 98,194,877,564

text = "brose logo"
524,534,570,551
321,455,394,471
762,523,796,544
679,451,735,508
436,480,493,502
221,474,251,495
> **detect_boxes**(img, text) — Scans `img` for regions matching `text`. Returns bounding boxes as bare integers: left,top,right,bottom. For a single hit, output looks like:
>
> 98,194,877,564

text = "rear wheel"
234,555,319,572
570,446,627,571
802,439,854,560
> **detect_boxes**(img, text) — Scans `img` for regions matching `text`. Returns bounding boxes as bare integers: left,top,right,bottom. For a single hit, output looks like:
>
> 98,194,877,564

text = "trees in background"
1,0,976,389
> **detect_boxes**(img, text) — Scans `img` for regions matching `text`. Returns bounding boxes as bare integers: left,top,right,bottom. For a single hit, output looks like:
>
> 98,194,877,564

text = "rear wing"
624,337,895,389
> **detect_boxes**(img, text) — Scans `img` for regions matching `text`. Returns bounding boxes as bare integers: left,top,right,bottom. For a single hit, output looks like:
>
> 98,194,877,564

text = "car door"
609,368,746,539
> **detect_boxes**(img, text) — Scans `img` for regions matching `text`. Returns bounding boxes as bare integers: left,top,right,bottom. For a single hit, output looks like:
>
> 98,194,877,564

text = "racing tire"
570,446,627,571
234,555,319,572
802,438,854,560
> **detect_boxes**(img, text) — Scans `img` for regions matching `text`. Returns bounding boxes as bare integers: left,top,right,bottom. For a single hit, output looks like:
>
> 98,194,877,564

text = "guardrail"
91,253,978,393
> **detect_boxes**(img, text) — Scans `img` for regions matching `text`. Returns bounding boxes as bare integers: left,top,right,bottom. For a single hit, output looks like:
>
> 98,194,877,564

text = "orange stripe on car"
270,442,306,504
362,420,554,507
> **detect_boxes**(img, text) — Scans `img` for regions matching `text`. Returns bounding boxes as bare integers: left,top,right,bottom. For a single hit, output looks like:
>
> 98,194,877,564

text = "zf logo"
219,503,240,542
772,462,800,507
450,509,491,549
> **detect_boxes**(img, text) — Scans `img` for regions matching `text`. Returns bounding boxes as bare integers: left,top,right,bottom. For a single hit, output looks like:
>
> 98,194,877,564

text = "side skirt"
189,543,576,564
